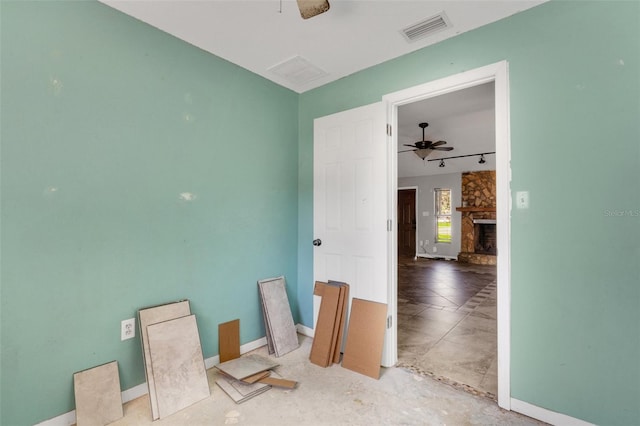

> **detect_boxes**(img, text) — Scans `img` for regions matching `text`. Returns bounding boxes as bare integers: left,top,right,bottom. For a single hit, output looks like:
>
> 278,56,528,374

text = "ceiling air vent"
401,12,451,42
268,56,328,86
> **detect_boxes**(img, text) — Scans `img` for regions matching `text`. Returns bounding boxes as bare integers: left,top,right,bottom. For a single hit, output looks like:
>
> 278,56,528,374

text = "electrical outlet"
121,318,136,341
432,247,437,253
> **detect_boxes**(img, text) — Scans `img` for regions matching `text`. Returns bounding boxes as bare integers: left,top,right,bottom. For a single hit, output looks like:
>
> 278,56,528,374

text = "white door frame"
397,186,419,258
383,61,512,409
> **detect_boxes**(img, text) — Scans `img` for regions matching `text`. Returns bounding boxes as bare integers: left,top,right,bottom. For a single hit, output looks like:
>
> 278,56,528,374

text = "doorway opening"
383,61,511,409
398,188,417,257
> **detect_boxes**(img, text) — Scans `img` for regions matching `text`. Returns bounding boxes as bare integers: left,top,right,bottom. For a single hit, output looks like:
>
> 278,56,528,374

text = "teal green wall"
297,1,639,425
0,2,298,425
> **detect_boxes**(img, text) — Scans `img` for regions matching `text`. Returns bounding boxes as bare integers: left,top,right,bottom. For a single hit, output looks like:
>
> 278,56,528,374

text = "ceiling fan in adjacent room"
399,122,454,160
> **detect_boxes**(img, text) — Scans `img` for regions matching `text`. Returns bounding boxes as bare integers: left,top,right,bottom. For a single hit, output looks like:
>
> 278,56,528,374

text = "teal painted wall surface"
0,1,298,424
297,1,639,425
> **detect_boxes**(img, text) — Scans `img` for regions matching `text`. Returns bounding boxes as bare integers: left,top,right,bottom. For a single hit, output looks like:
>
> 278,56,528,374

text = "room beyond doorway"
396,255,498,398
398,188,417,257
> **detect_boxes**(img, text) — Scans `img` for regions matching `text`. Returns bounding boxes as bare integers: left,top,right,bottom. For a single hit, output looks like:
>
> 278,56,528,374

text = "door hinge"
386,315,392,329
386,124,392,136
387,219,392,231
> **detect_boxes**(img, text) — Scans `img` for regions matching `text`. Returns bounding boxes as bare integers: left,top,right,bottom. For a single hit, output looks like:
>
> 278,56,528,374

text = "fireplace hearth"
456,171,497,265
474,220,497,255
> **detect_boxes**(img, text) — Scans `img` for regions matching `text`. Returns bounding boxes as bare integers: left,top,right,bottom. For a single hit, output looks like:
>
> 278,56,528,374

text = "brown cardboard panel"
309,281,341,367
219,319,240,363
258,376,297,389
313,282,325,296
241,370,271,384
73,361,123,426
329,281,349,363
341,298,388,379
327,283,345,361
138,300,191,420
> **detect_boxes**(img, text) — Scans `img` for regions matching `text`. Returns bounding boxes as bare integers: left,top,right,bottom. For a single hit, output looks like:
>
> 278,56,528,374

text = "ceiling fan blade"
398,150,417,153
432,147,454,151
430,140,447,147
403,144,419,148
297,0,330,19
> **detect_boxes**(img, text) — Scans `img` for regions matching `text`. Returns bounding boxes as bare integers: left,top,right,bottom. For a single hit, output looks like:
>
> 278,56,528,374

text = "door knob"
313,239,322,247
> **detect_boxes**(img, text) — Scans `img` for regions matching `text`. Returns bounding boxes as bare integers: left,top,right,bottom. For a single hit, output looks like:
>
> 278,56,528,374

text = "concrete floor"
109,335,545,426
397,257,498,398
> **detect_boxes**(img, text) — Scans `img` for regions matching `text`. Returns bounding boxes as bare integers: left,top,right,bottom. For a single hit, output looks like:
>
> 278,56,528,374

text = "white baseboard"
511,398,594,426
34,410,76,426
120,382,149,405
416,253,458,260
35,335,270,426
296,323,314,337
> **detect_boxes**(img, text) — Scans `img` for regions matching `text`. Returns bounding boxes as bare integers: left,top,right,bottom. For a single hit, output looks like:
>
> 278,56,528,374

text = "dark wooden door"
398,189,416,256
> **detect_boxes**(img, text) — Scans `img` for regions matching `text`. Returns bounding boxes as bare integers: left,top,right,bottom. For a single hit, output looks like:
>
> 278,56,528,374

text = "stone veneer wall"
459,171,497,265
462,171,496,208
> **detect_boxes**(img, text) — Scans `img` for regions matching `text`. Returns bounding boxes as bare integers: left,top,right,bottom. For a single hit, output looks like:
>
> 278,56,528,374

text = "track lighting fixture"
426,152,495,165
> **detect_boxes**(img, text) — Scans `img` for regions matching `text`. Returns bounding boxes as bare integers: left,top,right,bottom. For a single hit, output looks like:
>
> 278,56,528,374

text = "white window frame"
434,188,452,244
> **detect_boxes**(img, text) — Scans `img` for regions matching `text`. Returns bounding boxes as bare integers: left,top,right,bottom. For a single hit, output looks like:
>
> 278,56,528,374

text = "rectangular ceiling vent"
268,56,328,86
401,12,451,42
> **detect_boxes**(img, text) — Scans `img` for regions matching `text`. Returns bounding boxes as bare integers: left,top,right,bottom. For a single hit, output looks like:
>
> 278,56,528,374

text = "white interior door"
313,102,389,357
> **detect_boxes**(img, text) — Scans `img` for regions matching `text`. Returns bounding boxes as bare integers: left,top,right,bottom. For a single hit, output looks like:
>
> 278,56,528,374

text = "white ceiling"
100,0,545,93
398,81,496,178
100,1,543,178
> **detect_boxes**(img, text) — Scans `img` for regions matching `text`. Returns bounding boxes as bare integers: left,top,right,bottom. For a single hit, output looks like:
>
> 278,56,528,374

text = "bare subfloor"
110,335,544,426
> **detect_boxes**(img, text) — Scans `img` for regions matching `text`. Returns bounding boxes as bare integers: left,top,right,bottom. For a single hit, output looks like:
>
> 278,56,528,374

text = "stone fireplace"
456,171,497,265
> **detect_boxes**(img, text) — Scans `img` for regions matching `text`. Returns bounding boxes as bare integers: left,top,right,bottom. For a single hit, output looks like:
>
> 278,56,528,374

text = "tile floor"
396,256,498,398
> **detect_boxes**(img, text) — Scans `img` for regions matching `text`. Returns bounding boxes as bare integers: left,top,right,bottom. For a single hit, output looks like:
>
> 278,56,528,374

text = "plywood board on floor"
258,276,299,357
73,361,123,426
147,315,210,419
257,376,297,389
341,298,388,379
309,281,341,367
328,280,349,364
138,300,191,420
241,370,271,384
216,354,279,381
218,319,240,363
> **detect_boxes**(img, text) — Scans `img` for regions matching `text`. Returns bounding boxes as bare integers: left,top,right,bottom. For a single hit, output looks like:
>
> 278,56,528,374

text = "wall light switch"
422,211,429,217
516,191,529,209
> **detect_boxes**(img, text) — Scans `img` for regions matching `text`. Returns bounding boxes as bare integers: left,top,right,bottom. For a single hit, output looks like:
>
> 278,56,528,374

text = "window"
435,188,452,243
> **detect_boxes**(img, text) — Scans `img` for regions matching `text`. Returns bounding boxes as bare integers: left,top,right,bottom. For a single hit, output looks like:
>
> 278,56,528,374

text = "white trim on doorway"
398,186,419,258
383,61,512,410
